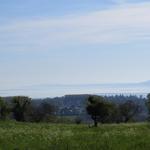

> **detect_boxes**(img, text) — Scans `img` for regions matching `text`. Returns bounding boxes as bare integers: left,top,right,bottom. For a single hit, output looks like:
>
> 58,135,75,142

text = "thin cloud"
0,2,150,51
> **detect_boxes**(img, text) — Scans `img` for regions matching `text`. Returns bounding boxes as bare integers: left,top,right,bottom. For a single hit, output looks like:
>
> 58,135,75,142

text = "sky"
0,0,150,90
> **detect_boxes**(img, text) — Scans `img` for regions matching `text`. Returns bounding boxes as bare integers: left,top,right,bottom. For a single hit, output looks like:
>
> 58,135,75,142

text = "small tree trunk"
94,119,98,127
124,117,129,123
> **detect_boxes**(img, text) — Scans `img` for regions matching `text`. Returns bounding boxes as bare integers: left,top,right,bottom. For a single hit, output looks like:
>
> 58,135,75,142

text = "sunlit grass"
0,121,150,150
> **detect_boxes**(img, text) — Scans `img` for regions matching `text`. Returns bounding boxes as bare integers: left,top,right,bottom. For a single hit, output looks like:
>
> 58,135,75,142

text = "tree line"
86,96,142,127
0,94,150,127
0,96,55,122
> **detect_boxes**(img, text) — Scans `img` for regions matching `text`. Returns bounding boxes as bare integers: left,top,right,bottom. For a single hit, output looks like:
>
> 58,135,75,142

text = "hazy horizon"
1,0,150,96
0,80,150,98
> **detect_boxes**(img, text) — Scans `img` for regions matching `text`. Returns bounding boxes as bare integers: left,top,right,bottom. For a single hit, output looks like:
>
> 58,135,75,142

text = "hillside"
0,121,150,150
3,94,148,122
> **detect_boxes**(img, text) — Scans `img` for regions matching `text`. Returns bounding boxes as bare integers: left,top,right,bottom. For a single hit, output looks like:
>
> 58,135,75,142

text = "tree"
86,96,114,127
29,101,55,122
12,96,31,121
119,100,141,123
146,93,150,121
0,97,10,120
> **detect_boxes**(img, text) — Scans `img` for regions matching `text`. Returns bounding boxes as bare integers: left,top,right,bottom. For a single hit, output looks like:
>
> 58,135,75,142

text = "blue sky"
0,0,150,89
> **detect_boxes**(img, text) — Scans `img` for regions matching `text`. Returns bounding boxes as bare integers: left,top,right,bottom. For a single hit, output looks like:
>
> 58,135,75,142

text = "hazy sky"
0,0,150,89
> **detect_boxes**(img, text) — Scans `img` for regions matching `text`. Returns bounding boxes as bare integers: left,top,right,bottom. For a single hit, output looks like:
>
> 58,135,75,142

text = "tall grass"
0,121,150,150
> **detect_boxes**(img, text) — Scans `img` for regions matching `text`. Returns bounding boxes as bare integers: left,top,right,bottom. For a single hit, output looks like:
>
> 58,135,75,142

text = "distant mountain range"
24,80,150,88
0,81,150,98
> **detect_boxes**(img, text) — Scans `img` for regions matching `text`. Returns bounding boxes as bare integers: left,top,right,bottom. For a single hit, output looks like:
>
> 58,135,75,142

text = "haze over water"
0,82,149,98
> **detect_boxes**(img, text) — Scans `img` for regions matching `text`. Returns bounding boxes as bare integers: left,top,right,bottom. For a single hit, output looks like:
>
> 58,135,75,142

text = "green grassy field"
0,121,150,150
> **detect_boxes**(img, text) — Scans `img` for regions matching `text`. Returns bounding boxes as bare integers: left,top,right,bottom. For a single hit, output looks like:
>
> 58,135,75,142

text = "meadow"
0,121,150,150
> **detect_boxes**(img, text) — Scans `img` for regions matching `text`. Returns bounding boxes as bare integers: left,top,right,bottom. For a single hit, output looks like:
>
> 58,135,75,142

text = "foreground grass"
0,121,150,150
